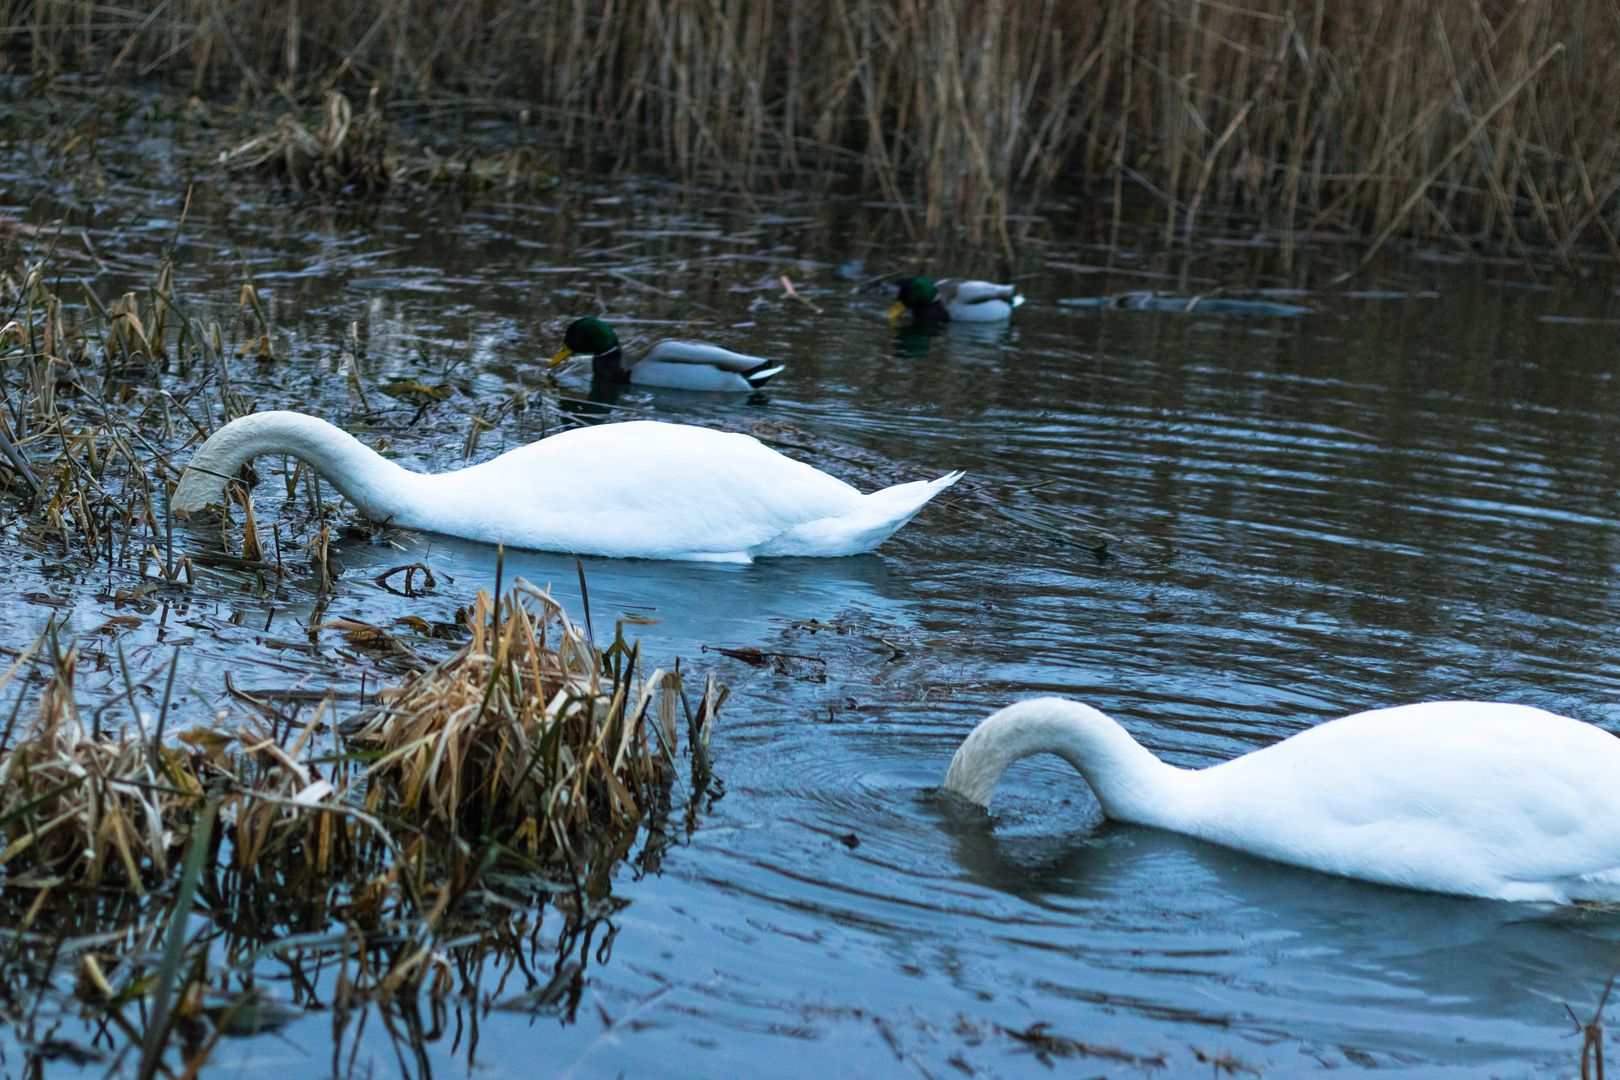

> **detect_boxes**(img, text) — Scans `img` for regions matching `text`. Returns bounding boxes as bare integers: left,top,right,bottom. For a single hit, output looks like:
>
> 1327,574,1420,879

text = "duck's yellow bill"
547,346,574,368
885,302,906,321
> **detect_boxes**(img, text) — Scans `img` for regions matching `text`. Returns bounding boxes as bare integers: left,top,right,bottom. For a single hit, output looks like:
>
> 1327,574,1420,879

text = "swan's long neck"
942,698,1186,827
171,411,418,520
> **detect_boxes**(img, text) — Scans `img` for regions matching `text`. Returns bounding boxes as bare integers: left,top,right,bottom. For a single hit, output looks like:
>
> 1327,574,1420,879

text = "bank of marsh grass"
6,0,1620,257
0,580,713,888
0,578,721,1073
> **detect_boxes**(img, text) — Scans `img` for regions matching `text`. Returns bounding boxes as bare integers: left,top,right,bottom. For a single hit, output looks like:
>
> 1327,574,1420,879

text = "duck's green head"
550,316,620,366
888,275,938,319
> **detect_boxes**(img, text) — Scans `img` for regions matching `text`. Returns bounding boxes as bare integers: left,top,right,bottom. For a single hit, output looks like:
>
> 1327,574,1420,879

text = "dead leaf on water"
178,727,235,764
91,615,143,635
378,378,452,405
316,618,398,650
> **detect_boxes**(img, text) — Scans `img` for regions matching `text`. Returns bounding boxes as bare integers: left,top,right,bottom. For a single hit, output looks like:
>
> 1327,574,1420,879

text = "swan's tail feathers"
1010,292,1026,310
764,470,963,557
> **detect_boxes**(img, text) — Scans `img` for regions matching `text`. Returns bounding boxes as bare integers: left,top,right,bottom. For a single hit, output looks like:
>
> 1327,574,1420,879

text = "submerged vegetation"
219,87,554,194
5,0,1620,258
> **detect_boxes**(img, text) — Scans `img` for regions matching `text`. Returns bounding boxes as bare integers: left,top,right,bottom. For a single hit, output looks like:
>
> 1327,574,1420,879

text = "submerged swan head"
550,317,621,367
169,410,411,518
942,698,1178,822
888,275,940,320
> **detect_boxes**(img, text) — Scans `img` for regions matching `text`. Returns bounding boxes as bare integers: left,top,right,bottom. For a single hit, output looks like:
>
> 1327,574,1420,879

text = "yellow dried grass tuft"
0,642,358,890
347,578,685,863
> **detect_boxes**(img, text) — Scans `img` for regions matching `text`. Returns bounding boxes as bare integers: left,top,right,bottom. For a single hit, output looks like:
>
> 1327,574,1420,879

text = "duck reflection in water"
892,317,1014,359
893,321,947,358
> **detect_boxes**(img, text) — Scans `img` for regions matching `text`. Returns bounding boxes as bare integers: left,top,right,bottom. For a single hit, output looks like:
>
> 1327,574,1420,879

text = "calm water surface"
4,107,1620,1076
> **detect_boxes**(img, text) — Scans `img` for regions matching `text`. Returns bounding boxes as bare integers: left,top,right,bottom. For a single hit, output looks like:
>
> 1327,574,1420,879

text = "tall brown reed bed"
6,0,1620,258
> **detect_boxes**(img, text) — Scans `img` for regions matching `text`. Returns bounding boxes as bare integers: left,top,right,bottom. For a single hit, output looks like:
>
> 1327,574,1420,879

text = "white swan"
943,698,1620,903
170,411,961,562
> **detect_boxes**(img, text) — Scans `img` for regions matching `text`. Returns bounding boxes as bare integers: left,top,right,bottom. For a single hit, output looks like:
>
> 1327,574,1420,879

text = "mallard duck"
548,316,783,392
944,697,1620,902
887,275,1024,323
171,411,960,562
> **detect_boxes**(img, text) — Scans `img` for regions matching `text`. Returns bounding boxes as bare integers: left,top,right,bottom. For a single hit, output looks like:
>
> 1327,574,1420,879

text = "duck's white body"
171,411,960,562
939,280,1025,322
628,341,783,392
944,698,1620,903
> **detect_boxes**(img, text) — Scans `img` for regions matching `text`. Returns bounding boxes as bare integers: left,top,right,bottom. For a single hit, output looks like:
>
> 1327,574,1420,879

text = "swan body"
943,698,1620,903
170,411,960,562
888,275,1024,323
550,316,783,392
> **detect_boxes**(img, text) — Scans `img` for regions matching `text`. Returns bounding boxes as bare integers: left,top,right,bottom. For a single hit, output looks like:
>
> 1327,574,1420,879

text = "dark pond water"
4,97,1620,1077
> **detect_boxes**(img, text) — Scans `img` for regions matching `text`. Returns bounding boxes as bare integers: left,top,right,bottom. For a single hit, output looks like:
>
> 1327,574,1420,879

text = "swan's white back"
407,422,866,558
944,698,1620,903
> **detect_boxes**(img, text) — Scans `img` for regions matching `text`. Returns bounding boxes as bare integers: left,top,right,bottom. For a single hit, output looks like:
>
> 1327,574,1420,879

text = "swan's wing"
429,421,862,559
943,280,1021,306
642,340,772,374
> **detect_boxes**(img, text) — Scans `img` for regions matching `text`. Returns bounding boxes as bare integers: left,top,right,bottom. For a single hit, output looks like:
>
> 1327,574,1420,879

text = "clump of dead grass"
0,635,365,891
347,579,720,859
0,637,182,889
0,578,717,890
221,89,395,195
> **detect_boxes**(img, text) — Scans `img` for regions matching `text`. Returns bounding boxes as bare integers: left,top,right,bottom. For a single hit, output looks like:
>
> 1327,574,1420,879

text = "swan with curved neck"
170,411,961,562
943,697,1620,903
